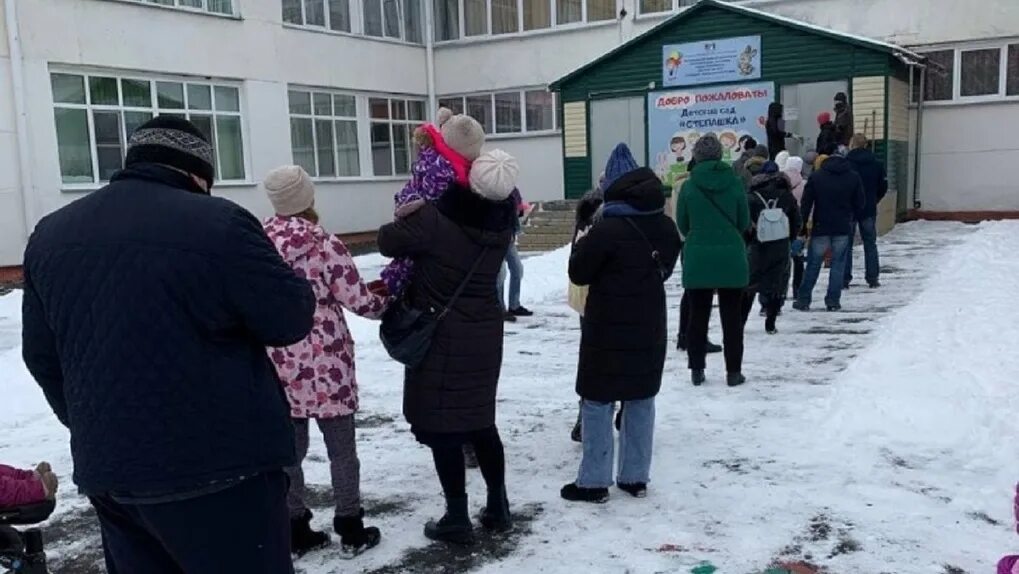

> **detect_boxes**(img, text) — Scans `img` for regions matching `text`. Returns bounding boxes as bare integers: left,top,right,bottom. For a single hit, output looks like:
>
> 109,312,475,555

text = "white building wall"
0,1,28,267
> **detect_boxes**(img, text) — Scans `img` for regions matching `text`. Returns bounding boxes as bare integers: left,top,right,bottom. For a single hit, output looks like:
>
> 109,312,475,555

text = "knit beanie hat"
441,114,486,161
817,111,832,125
692,134,723,163
469,149,519,201
762,161,779,174
125,116,215,187
834,92,848,103
752,144,770,159
263,165,315,216
603,143,640,189
775,150,790,170
785,156,804,174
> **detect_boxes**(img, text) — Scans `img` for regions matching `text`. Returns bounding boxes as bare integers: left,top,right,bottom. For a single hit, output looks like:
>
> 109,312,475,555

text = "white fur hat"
469,150,519,201
263,165,315,216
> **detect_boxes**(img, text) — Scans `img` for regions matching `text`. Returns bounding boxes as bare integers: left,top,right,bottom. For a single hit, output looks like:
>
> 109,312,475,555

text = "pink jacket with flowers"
263,215,388,419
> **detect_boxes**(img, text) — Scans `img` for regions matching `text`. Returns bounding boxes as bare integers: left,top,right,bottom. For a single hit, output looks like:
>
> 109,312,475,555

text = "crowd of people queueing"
9,93,885,573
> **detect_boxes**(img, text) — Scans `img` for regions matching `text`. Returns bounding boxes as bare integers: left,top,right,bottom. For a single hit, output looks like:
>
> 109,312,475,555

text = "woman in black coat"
561,163,682,503
744,162,802,334
765,102,792,161
377,151,518,545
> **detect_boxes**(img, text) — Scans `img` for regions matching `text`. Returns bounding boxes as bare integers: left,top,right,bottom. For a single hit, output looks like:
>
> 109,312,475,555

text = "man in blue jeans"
845,134,888,289
498,188,533,322
794,150,865,312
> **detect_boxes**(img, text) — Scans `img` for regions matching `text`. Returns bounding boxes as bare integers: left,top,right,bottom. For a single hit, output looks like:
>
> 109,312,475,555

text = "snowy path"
1,221,1016,574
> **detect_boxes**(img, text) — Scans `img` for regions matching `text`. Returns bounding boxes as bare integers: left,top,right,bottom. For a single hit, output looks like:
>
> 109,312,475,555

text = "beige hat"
441,114,486,161
263,165,315,216
469,149,519,201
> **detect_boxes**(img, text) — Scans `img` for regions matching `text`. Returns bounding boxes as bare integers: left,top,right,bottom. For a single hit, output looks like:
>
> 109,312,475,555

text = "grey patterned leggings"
285,415,361,519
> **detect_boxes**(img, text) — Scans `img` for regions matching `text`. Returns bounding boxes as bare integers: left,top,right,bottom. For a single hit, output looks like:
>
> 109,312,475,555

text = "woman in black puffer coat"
377,150,518,545
744,161,801,334
561,152,682,503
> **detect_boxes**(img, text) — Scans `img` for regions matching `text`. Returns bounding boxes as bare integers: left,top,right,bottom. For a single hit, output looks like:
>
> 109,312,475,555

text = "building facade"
1,0,1016,266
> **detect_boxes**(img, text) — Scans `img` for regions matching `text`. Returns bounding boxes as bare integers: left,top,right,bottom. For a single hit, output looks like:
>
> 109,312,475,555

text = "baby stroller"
0,500,55,574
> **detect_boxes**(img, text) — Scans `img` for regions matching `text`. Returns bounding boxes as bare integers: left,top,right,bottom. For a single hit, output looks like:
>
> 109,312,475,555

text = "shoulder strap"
436,248,488,320
700,188,741,233
622,218,667,281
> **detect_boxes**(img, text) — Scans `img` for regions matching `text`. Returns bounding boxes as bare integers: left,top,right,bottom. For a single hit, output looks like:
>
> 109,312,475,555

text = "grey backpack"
753,192,789,243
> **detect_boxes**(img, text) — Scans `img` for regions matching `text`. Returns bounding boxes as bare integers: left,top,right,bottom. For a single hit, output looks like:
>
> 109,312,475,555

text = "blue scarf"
601,201,664,218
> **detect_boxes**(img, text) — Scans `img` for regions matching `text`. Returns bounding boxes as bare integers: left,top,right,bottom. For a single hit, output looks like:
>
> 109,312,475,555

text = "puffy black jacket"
801,156,865,237
569,168,682,402
846,148,888,219
377,183,514,433
748,172,801,295
21,164,315,496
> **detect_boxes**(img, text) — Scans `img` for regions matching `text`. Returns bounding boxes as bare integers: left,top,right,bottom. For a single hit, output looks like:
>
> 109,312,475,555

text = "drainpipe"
912,65,926,210
423,0,437,119
5,0,34,243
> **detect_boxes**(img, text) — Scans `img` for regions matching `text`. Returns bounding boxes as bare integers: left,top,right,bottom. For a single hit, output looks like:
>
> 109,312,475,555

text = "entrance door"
589,97,646,186
781,80,848,156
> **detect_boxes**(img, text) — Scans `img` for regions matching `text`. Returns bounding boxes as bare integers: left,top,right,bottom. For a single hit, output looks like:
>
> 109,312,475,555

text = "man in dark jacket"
561,144,682,503
794,151,865,312
765,102,793,161
845,134,888,288
21,116,315,573
833,92,854,148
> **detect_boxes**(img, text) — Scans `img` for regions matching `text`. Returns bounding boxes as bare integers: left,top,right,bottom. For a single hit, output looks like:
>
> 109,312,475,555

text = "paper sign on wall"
662,35,762,87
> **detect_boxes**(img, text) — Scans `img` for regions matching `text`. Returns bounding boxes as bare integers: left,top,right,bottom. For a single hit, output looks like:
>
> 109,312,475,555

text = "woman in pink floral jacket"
262,166,390,558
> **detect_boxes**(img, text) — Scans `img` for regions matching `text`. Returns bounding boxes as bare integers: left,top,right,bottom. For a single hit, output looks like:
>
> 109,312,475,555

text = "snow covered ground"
1,220,1017,574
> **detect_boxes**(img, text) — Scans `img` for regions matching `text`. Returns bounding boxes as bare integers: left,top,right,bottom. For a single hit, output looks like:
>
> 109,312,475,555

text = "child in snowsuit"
0,462,58,508
262,166,392,557
380,109,486,296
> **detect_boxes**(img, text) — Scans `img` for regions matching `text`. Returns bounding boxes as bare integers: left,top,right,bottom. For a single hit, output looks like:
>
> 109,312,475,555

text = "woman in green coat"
675,134,751,387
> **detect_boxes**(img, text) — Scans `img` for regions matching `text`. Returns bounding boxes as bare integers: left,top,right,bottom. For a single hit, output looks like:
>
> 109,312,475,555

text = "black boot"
424,495,474,545
727,373,747,387
290,510,330,556
571,404,582,442
691,369,706,386
560,482,609,503
334,508,381,556
706,340,723,354
479,486,512,532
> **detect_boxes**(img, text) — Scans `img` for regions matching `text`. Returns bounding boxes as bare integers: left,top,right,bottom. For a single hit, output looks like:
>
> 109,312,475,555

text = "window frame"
913,41,1019,106
282,0,424,44
438,88,559,138
50,69,249,189
287,88,363,179
634,0,694,16
368,96,425,177
433,0,618,43
108,0,237,16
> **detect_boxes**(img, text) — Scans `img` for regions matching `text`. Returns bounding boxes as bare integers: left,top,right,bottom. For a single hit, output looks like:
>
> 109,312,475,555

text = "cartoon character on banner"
738,45,757,77
718,131,739,162
655,132,687,188
665,51,683,81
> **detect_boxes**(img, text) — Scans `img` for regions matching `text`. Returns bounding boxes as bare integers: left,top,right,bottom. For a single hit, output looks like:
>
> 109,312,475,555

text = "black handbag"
379,249,488,368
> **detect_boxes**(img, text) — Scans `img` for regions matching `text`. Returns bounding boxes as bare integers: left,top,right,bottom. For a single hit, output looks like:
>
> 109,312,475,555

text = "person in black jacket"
745,162,802,334
569,187,604,444
21,116,315,573
765,102,793,161
561,144,682,503
815,112,839,156
794,152,865,312
834,92,854,148
377,150,518,545
845,134,888,288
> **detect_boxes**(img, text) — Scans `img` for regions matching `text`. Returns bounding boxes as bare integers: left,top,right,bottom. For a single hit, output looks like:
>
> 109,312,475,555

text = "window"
50,72,245,185
369,97,425,176
915,49,954,102
639,0,669,14
288,89,361,178
141,0,234,14
1008,44,1019,96
434,0,613,40
439,88,557,136
960,48,1000,97
363,0,421,41
283,0,352,32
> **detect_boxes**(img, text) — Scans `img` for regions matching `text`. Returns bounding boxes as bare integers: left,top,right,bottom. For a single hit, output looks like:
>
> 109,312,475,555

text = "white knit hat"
441,114,486,161
469,149,519,201
263,165,315,216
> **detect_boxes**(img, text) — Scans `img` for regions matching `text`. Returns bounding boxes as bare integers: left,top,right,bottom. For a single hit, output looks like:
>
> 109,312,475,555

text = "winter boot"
617,482,647,498
334,508,381,556
706,340,723,354
571,403,582,442
765,316,778,335
727,373,747,387
691,369,706,386
291,510,331,556
424,495,474,545
560,483,609,503
479,486,512,532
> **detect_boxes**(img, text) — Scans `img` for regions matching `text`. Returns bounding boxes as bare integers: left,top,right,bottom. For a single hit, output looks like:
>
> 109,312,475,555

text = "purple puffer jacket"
381,147,456,295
